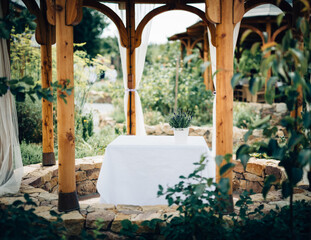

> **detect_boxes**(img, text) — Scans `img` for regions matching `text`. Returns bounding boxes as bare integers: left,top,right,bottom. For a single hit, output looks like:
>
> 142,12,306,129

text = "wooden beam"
203,29,213,91
39,0,55,166
66,0,83,25
126,0,136,135
55,0,79,212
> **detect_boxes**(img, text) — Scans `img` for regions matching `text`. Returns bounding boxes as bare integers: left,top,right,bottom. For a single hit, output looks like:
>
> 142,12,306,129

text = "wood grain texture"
233,0,244,23
66,0,83,26
46,0,56,25
215,0,234,194
56,0,76,193
205,0,221,24
126,0,136,135
203,29,213,91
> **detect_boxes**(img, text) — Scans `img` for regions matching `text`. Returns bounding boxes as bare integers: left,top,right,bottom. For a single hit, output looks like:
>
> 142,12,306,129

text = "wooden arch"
83,0,128,47
245,0,293,14
240,24,265,44
135,3,216,48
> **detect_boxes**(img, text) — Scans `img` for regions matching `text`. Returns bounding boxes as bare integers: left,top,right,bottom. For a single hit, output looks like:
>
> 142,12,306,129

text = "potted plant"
169,109,193,143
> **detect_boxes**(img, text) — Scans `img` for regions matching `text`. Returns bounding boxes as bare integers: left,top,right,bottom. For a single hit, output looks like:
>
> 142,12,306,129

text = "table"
97,136,215,205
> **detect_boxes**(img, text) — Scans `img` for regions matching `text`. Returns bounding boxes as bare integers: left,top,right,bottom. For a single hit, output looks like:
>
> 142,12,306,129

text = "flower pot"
174,128,189,144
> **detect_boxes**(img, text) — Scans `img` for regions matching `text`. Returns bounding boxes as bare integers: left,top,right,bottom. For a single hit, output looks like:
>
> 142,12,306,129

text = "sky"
102,4,205,44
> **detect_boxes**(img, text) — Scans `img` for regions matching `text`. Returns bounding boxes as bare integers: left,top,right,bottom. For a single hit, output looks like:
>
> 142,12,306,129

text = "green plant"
0,194,65,239
16,96,42,143
119,157,311,240
168,109,193,128
144,110,165,125
233,103,260,129
20,141,42,165
233,4,311,237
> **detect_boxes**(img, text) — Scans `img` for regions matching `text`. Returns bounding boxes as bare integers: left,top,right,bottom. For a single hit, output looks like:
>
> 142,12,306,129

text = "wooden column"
126,0,136,135
55,0,79,212
40,0,55,166
215,0,234,186
203,29,213,91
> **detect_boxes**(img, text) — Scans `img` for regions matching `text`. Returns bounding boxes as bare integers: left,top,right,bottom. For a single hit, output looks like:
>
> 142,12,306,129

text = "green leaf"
282,181,292,198
244,129,253,142
303,111,311,129
288,133,304,151
262,175,276,199
218,178,230,194
236,144,251,170
251,42,261,56
277,13,285,26
292,168,303,185
231,73,242,88
194,183,206,196
220,163,235,176
298,149,311,166
215,155,223,167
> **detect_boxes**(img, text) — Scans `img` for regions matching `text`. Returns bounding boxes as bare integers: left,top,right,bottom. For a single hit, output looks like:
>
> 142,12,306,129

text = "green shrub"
16,96,42,143
0,194,65,239
144,110,165,126
20,141,42,166
119,157,311,240
233,103,259,128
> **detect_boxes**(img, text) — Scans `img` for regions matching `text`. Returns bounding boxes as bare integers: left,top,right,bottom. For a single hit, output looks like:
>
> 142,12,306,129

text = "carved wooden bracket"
233,0,245,24
66,0,83,26
46,0,56,25
205,0,221,24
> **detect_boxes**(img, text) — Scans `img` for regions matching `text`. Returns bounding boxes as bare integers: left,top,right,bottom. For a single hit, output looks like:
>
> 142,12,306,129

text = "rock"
22,177,43,188
38,192,58,202
246,181,263,193
45,177,58,192
145,125,156,135
111,213,134,233
265,165,285,183
76,171,87,182
80,164,95,171
62,211,85,236
246,159,268,177
86,169,100,180
21,186,46,194
233,160,244,173
77,181,96,196
275,103,287,113
244,172,264,182
116,204,143,212
86,210,115,229
90,203,116,211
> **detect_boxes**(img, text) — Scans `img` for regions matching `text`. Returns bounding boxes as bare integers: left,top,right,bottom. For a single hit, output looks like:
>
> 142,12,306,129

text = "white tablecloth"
97,136,215,205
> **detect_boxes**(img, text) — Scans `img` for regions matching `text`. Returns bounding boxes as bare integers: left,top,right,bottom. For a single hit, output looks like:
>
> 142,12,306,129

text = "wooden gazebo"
168,3,291,92
2,0,296,212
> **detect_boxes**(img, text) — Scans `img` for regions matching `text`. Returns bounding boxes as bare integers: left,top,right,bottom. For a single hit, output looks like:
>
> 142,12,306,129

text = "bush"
16,96,42,143
144,110,165,126
0,194,65,239
233,103,259,128
20,141,42,166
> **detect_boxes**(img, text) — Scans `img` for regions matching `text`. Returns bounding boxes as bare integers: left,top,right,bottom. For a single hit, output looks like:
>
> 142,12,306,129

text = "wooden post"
126,0,136,135
40,0,55,166
55,0,79,212
203,28,213,91
212,0,243,211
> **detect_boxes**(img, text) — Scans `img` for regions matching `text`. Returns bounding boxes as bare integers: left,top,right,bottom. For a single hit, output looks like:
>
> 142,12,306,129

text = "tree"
74,8,108,59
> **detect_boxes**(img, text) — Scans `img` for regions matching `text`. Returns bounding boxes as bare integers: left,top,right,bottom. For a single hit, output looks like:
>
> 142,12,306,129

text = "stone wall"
232,158,286,193
22,156,103,196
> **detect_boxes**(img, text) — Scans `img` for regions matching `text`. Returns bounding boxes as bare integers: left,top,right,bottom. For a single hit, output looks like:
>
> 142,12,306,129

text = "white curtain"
0,4,23,196
208,22,241,158
116,4,154,136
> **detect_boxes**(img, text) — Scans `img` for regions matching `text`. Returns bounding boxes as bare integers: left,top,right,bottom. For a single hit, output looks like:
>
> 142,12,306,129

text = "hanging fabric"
207,21,241,158
115,4,154,136
0,4,23,196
